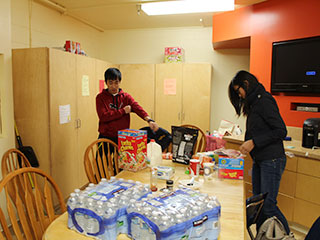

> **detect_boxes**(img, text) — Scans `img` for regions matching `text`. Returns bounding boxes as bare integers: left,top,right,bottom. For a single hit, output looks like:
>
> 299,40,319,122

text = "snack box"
118,129,147,172
164,47,184,63
218,157,244,179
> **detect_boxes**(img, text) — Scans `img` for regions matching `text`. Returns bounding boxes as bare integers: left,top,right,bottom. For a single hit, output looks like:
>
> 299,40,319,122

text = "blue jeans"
252,156,290,234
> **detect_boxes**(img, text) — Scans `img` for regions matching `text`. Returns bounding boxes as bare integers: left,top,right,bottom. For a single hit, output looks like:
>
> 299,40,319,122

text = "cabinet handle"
182,112,185,121
178,112,181,120
78,119,81,128
75,119,78,129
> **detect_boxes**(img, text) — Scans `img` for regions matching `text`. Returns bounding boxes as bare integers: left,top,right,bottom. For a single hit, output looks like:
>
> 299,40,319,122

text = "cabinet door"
120,64,155,130
49,49,78,198
76,55,97,187
155,63,183,132
12,48,51,174
182,63,211,132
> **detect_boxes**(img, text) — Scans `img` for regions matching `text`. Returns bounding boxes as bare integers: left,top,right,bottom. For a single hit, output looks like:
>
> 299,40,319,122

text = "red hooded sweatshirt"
96,88,148,138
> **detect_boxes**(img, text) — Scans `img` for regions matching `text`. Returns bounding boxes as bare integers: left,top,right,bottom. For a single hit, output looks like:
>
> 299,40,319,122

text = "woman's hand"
239,139,254,155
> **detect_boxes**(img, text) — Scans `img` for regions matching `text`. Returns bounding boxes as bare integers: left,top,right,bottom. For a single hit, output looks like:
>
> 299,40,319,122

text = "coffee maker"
302,118,320,148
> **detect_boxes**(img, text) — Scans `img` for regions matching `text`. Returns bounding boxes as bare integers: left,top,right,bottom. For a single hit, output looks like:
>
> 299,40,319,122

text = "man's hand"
124,105,131,114
149,121,159,132
239,139,254,155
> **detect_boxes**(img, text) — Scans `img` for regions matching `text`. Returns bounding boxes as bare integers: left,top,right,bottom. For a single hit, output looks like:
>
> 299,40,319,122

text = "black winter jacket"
245,83,287,161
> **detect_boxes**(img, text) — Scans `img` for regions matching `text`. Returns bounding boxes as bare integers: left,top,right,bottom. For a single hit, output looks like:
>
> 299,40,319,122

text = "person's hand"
124,105,131,114
149,121,159,132
239,139,254,155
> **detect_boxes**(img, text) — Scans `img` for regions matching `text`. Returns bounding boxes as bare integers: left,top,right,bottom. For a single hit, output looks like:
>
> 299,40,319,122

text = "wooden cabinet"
119,63,211,133
119,64,155,130
12,48,111,198
225,137,320,228
155,63,211,132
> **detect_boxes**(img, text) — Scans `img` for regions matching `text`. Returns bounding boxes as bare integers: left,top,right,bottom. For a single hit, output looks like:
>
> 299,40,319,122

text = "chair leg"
247,226,255,240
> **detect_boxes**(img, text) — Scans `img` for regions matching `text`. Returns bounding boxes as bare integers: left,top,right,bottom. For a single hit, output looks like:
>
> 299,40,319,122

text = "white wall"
100,27,249,132
11,0,103,58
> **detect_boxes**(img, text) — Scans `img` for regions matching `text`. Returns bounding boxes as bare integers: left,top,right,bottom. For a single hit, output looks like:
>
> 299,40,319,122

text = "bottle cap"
166,180,173,185
150,139,155,142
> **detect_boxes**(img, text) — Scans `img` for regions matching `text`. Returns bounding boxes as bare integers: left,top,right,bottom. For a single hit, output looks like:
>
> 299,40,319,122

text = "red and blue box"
118,129,147,172
218,157,244,179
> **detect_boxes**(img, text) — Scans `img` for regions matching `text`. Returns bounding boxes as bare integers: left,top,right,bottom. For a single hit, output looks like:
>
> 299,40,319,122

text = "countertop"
223,135,320,160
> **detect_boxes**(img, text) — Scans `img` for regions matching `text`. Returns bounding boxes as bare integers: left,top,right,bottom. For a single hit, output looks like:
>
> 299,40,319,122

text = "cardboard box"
218,157,244,179
118,129,147,172
164,47,184,63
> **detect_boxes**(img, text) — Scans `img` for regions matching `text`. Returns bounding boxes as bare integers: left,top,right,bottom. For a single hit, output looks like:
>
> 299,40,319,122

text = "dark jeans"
252,156,290,234
97,134,118,178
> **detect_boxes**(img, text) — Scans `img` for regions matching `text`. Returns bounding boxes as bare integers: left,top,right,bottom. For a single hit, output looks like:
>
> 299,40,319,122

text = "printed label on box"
118,129,147,172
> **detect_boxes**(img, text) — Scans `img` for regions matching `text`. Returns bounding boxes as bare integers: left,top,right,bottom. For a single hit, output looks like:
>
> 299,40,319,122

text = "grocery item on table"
147,139,162,167
189,159,200,177
67,177,151,239
118,129,147,172
150,167,158,192
218,157,244,179
127,187,221,240
156,166,175,180
171,126,199,165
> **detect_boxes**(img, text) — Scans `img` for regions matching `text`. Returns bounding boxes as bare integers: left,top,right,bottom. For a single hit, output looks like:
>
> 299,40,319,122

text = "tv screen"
271,35,320,93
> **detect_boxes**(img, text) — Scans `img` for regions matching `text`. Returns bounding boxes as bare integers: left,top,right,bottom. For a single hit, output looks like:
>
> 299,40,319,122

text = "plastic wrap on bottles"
67,178,151,239
127,188,221,240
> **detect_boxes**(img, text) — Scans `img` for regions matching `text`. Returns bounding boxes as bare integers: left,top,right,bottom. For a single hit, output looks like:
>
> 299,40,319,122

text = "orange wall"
212,0,320,127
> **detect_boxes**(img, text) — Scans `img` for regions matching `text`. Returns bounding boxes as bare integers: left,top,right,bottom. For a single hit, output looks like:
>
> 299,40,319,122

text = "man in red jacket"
96,67,159,143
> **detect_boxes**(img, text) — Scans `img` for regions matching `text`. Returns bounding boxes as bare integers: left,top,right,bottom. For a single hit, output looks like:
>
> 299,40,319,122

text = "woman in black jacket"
228,70,290,234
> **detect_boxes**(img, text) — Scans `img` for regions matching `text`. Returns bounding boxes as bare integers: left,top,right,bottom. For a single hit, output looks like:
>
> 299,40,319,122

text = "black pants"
96,134,118,178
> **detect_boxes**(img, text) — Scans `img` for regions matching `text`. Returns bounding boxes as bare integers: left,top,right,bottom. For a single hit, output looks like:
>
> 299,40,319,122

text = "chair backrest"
180,124,207,153
246,192,268,240
84,138,119,184
1,148,31,176
0,167,66,240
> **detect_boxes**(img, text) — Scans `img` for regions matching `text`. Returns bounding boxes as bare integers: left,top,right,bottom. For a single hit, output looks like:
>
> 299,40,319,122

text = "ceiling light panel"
141,0,234,16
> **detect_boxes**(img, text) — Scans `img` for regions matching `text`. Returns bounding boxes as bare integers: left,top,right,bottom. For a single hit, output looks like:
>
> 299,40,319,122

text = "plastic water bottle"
86,198,99,234
159,215,170,231
75,195,87,232
74,188,81,198
67,193,77,228
105,202,116,218
147,139,162,167
109,176,116,183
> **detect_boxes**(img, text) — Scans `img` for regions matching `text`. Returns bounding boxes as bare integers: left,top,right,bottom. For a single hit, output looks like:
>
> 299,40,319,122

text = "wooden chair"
84,138,119,184
1,148,31,176
1,149,33,207
180,124,207,153
0,167,66,240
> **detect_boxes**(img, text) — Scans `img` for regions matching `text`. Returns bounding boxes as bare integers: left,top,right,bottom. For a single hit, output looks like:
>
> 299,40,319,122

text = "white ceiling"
36,0,267,31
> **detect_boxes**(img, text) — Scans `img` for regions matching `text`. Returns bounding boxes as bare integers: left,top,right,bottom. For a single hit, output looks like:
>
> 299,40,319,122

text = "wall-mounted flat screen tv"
271,35,320,94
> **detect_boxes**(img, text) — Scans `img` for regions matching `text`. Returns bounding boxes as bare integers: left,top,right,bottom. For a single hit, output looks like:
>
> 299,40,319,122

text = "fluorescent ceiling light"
141,0,234,16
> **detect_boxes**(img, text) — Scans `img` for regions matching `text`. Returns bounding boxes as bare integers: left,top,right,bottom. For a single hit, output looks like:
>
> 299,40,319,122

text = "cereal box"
164,47,184,63
218,157,244,179
118,129,147,172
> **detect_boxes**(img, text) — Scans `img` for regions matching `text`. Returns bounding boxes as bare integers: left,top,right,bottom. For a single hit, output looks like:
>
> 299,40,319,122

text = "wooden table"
43,160,244,240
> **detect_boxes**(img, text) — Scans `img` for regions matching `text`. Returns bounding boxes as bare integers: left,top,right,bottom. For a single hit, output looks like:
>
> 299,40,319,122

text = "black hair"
104,68,122,83
228,70,259,116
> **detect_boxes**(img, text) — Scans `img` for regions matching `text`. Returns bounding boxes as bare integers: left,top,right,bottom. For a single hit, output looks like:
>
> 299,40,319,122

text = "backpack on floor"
256,216,295,240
